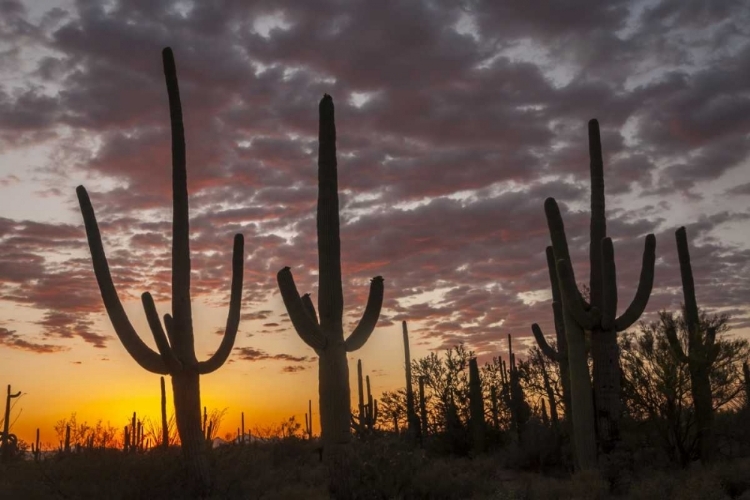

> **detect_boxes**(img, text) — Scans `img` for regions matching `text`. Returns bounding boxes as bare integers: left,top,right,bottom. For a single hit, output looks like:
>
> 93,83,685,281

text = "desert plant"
545,120,656,456
468,357,485,453
276,94,384,496
531,246,571,418
402,321,421,443
664,227,725,462
0,384,21,462
76,47,244,493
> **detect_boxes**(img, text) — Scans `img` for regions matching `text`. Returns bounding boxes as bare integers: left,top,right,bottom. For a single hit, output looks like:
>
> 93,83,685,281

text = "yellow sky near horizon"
0,293,425,447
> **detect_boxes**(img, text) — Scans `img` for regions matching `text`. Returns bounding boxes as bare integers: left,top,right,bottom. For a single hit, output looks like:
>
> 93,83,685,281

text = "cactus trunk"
402,321,420,442
468,358,485,453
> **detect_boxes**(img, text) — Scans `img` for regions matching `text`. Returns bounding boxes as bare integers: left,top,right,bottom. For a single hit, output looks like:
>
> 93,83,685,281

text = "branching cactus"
545,119,656,457
665,227,718,463
531,246,571,418
77,47,244,493
276,94,384,486
1,384,20,462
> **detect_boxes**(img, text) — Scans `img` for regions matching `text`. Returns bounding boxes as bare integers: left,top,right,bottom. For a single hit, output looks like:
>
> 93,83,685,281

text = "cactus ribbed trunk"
173,370,210,485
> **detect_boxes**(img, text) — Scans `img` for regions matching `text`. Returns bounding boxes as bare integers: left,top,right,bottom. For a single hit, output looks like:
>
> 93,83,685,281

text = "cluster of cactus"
123,411,146,453
542,119,656,468
352,360,378,435
535,350,560,432
77,47,244,494
0,384,20,462
664,227,718,463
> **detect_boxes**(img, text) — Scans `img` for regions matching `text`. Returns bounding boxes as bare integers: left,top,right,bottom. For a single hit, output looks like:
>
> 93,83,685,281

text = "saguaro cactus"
544,119,656,454
276,94,384,492
1,385,20,462
468,358,485,453
402,321,421,442
531,246,571,418
665,227,718,463
77,47,244,493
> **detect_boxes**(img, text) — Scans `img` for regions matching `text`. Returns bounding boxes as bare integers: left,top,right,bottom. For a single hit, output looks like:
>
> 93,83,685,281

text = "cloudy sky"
1,0,749,443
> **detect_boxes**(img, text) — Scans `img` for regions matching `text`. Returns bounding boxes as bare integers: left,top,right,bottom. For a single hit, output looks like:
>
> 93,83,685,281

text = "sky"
0,0,749,447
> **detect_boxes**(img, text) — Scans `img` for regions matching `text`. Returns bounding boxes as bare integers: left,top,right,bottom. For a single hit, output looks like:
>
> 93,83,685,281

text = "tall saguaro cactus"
277,94,384,493
665,227,717,463
77,47,244,493
545,119,656,454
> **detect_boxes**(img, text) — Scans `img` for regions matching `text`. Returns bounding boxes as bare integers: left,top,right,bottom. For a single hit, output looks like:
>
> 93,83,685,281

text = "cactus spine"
468,357,485,453
276,94,384,491
665,227,717,463
544,119,656,456
76,48,245,492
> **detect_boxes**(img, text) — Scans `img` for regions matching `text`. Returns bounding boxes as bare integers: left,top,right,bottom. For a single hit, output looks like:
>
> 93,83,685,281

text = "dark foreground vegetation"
2,431,750,500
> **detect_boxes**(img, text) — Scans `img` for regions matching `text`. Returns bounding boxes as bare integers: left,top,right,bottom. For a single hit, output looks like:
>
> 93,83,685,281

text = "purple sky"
0,0,749,366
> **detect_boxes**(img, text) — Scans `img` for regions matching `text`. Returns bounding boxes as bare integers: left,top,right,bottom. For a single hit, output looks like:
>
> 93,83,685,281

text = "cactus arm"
675,227,700,337
199,234,245,375
141,292,182,373
344,276,385,352
301,294,319,326
545,197,594,328
601,237,618,330
615,234,656,332
277,267,327,351
76,186,167,375
531,323,559,361
556,258,597,329
664,319,689,364
589,119,606,312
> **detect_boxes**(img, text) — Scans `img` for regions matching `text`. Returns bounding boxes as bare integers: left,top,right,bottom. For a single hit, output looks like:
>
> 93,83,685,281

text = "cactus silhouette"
402,321,421,442
77,47,244,493
1,384,20,462
277,94,384,494
468,357,485,453
531,246,571,418
665,227,718,463
545,119,656,458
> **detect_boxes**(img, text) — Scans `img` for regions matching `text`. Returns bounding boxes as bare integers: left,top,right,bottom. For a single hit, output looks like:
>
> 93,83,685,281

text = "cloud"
233,347,312,363
0,0,746,358
0,326,68,353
